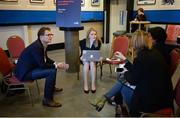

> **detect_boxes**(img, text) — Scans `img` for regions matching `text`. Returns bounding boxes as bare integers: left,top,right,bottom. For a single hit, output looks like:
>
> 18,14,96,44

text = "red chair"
0,47,38,106
166,25,180,41
6,35,25,63
169,48,180,77
6,35,40,97
175,78,180,107
101,35,129,78
141,108,173,117
174,78,180,116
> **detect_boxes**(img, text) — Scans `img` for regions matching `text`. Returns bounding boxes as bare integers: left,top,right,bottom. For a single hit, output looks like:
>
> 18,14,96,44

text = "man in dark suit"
15,27,69,107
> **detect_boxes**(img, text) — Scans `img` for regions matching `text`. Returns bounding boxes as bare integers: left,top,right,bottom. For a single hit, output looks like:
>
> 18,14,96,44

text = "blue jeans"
31,68,57,100
105,81,134,109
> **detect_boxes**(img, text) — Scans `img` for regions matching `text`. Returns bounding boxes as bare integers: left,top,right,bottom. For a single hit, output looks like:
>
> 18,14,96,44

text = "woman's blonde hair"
131,30,152,52
86,27,101,48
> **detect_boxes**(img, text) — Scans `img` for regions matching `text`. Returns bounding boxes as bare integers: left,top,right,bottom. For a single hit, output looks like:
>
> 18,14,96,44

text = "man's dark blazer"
15,39,55,81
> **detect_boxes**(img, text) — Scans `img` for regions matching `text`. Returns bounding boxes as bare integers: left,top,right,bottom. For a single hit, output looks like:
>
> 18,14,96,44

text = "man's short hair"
37,27,51,39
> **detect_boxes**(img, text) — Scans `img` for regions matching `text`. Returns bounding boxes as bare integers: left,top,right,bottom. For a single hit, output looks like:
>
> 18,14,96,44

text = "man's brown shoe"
54,87,63,92
42,99,62,107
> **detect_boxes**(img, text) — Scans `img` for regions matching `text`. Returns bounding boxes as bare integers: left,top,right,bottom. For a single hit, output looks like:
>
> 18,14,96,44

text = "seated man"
15,27,69,107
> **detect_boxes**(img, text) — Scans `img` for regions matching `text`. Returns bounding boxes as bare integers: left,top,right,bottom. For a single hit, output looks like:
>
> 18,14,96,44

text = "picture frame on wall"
0,0,18,2
137,0,156,5
81,0,85,5
91,0,100,6
29,0,45,3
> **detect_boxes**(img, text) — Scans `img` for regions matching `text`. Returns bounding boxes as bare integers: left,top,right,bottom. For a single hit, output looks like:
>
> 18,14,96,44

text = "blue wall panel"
0,10,55,25
81,11,103,21
0,10,104,25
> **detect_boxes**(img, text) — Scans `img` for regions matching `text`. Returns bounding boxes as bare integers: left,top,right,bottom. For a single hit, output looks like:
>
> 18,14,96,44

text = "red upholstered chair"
174,71,180,116
169,48,180,77
175,78,180,108
6,35,25,64
166,25,180,42
6,35,40,97
174,78,180,116
100,35,129,78
141,108,173,117
0,47,38,106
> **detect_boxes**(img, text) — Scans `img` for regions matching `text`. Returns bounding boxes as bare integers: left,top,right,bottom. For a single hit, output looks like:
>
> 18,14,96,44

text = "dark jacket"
132,14,147,32
154,43,173,66
79,38,101,57
125,48,173,116
135,14,147,21
15,39,55,81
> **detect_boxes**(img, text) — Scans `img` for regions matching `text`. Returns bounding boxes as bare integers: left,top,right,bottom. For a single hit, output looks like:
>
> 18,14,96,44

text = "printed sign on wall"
56,0,81,27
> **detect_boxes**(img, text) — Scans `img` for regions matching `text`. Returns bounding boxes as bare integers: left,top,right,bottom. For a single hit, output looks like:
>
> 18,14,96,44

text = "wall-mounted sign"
56,0,81,27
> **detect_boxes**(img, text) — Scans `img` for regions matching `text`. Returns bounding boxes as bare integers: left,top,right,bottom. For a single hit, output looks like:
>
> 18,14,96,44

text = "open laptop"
82,50,101,61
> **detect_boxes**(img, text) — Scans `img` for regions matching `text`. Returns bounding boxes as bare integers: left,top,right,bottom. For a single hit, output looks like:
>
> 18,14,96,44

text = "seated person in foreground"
91,30,174,116
15,27,69,107
148,26,173,66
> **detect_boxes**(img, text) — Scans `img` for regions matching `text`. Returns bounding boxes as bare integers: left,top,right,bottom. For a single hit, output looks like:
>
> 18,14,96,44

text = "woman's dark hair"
37,27,51,39
148,27,167,43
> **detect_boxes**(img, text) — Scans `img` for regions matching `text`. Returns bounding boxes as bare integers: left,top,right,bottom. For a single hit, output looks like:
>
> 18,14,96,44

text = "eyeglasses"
44,33,54,36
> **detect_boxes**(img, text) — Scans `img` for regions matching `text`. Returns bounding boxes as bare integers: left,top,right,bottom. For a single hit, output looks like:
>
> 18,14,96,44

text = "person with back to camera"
80,28,102,94
132,8,147,32
148,26,174,67
15,27,69,107
91,30,174,116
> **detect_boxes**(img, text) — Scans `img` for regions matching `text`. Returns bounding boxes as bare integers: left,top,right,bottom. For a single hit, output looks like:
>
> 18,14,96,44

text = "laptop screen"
82,50,101,61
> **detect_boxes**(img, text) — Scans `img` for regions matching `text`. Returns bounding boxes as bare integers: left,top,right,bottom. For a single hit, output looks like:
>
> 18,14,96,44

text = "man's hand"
57,62,69,70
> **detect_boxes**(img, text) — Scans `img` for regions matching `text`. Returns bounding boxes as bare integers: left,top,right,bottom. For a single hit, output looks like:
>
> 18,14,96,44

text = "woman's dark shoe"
84,90,89,94
42,98,62,107
91,89,96,93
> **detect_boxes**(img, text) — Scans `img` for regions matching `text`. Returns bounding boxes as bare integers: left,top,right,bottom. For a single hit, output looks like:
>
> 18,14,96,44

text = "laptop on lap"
82,50,101,61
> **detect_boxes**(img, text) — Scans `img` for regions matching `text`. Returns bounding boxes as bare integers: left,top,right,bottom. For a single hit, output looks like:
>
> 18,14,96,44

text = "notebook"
82,50,101,61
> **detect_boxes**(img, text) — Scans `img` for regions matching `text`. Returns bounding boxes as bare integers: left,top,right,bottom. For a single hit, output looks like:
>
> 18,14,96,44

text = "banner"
56,0,81,27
